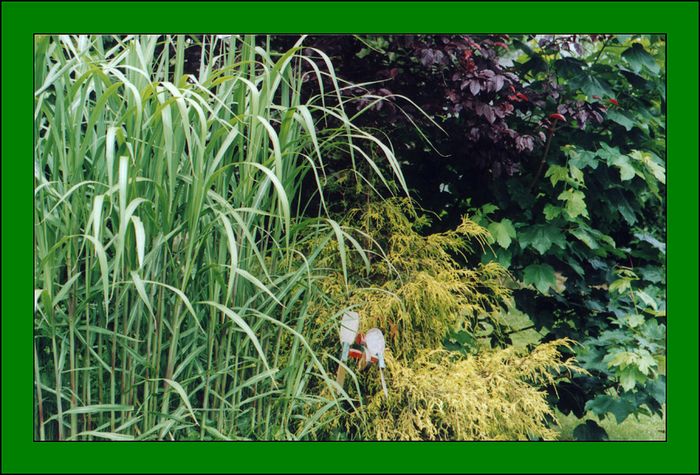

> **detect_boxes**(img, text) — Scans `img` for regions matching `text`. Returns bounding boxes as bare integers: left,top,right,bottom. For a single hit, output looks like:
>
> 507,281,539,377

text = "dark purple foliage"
270,34,609,224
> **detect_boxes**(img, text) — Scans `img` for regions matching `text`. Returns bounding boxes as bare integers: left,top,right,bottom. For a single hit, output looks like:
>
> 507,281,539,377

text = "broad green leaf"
573,420,609,441
554,57,585,77
604,151,637,181
522,263,557,294
646,377,666,405
626,314,645,328
645,159,665,184
619,366,644,392
597,142,622,163
557,188,588,219
611,191,638,225
606,351,636,369
609,278,631,294
569,164,584,185
629,150,665,184
634,231,666,254
606,110,635,131
545,164,569,186
639,266,664,284
483,247,512,268
487,218,516,249
543,204,562,221
622,43,660,74
518,224,566,255
585,395,636,424
617,160,636,181
495,247,513,268
569,73,614,98
480,203,499,215
636,350,657,376
566,147,598,170
636,290,658,311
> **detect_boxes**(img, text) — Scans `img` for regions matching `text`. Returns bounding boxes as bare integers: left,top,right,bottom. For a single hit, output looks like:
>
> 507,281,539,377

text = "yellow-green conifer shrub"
356,340,579,440
311,198,580,440
316,198,511,358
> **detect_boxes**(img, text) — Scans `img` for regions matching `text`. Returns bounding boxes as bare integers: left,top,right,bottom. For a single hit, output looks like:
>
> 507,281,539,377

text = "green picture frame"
4,1,697,473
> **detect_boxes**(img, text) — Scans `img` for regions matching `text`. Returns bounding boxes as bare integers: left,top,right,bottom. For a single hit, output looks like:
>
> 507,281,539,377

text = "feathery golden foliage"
353,339,579,441
308,198,580,440
315,198,511,359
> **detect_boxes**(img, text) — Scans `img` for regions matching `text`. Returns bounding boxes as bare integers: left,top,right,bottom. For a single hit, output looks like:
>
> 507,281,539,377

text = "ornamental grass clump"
34,34,409,441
